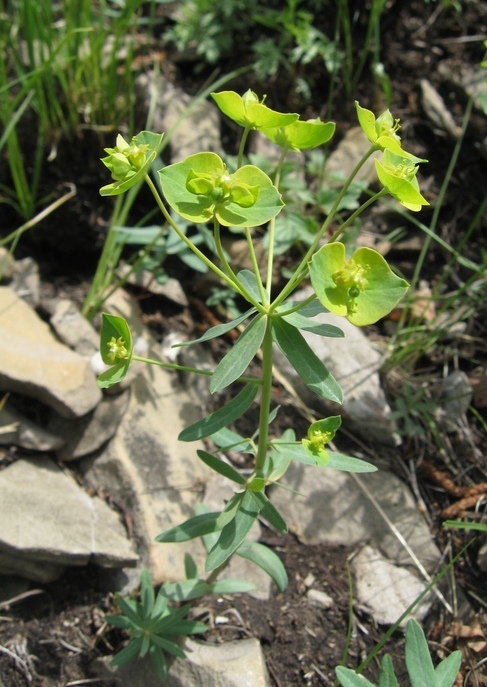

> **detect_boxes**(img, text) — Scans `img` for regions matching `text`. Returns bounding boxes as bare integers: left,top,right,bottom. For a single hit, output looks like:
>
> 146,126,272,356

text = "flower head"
309,243,409,326
375,149,429,211
211,89,298,130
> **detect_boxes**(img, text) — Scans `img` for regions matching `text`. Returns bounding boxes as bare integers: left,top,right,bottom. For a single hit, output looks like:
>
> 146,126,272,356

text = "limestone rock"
0,457,138,583
352,545,433,625
270,462,440,573
49,298,100,356
0,402,64,452
0,287,102,418
92,638,271,687
47,390,130,461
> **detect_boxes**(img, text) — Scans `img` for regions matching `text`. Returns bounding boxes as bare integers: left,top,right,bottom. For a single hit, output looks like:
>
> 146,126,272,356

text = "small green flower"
100,131,164,197
355,101,426,162
309,243,409,326
211,89,299,130
158,152,283,227
106,336,128,364
375,149,429,211
302,417,341,464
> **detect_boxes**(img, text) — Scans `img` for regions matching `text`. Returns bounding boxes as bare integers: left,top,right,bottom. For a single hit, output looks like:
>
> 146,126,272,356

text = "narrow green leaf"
379,655,399,687
251,491,288,532
160,579,209,602
206,491,260,571
237,269,263,303
282,311,344,338
210,315,267,393
140,569,154,614
236,541,288,592
174,308,255,347
210,426,254,453
210,579,256,595
405,619,436,687
270,443,377,473
105,614,132,630
156,512,222,543
327,451,377,473
116,597,144,626
148,644,168,682
434,651,462,687
166,619,208,636
196,450,246,484
179,384,258,441
111,637,144,668
336,666,377,687
272,318,343,404
184,553,198,579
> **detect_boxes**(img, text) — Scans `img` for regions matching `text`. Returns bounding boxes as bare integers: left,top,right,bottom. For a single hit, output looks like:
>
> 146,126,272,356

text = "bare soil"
1,1,487,685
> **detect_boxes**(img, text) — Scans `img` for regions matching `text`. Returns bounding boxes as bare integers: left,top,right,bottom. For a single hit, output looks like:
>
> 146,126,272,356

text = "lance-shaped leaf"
310,243,409,326
236,541,288,592
156,512,223,543
211,89,299,130
196,450,246,485
272,317,343,404
158,152,283,227
210,315,267,393
100,131,164,196
179,385,258,441
336,666,376,687
270,441,377,472
281,310,344,338
206,490,261,571
262,118,336,151
173,308,256,348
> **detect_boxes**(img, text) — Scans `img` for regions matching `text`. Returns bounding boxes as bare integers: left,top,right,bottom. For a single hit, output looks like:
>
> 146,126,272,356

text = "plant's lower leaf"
148,644,168,682
206,491,260,571
169,620,208,636
236,540,288,592
111,637,144,668
174,307,255,347
251,491,288,532
405,619,436,687
105,614,132,630
434,650,462,687
379,654,399,687
151,635,187,659
327,451,377,473
210,315,267,393
209,578,256,595
160,579,209,602
156,512,222,543
184,552,198,579
335,666,376,687
179,384,258,441
282,311,344,338
197,450,246,485
237,269,263,303
272,317,343,404
210,426,254,454
140,569,155,615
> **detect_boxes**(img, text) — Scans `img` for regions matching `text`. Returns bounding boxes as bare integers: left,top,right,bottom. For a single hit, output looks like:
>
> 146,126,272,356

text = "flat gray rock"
0,287,102,418
270,462,440,573
0,457,138,582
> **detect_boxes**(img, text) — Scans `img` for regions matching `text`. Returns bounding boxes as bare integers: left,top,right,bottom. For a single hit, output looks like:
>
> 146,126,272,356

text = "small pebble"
307,588,334,610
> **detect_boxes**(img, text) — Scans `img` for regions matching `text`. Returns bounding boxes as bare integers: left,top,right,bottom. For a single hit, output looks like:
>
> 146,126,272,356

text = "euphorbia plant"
98,88,425,594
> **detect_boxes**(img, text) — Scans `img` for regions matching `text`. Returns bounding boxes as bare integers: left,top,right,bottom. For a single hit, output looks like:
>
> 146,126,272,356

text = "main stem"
255,316,274,473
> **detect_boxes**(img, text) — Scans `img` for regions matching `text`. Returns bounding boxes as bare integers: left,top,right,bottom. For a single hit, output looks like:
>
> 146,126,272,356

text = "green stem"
271,144,379,310
237,126,252,167
329,188,387,243
144,175,264,312
131,354,261,386
254,316,274,472
265,147,288,297
244,226,268,306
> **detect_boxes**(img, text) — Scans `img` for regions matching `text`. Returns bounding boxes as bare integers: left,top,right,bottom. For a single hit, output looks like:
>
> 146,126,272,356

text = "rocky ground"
1,1,487,686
